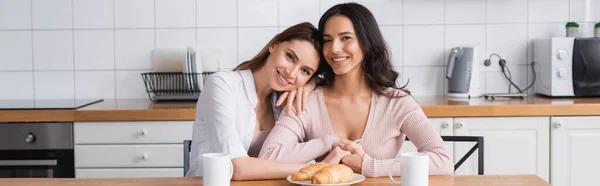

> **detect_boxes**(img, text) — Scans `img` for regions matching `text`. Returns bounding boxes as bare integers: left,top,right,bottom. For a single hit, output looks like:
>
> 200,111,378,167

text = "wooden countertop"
0,175,550,186
2,96,600,122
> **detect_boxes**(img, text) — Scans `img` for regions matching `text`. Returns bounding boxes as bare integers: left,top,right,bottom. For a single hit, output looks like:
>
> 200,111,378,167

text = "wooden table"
0,175,550,186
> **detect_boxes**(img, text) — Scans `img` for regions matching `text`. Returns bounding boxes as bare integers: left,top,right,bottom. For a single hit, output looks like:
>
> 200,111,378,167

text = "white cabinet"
551,116,600,186
75,168,183,178
74,121,193,178
453,117,549,182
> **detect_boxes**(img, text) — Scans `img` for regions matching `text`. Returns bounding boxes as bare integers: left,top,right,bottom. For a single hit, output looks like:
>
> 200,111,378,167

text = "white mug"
388,152,429,186
203,153,234,186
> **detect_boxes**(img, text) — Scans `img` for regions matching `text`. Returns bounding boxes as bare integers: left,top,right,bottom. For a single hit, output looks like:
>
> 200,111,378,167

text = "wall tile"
403,25,444,66
403,0,443,25
321,0,361,14
196,0,236,27
156,28,196,49
238,27,278,64
485,65,528,94
445,0,486,24
73,0,114,29
0,72,33,99
115,29,155,70
238,0,278,27
571,0,600,22
33,30,74,70
0,31,32,71
361,0,402,25
74,30,115,70
116,70,149,99
32,0,72,29
34,71,75,100
156,0,195,28
445,25,486,63
380,25,402,66
486,0,528,23
486,24,528,70
115,0,154,28
529,0,569,23
0,0,32,29
279,0,320,27
75,71,115,99
197,28,237,71
403,66,445,96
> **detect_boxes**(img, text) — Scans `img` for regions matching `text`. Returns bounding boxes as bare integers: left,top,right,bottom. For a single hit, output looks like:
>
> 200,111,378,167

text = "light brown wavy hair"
233,22,327,76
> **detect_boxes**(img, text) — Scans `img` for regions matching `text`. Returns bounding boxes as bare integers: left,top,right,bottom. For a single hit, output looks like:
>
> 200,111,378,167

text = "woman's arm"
192,74,305,180
339,110,453,177
231,157,306,180
258,109,340,163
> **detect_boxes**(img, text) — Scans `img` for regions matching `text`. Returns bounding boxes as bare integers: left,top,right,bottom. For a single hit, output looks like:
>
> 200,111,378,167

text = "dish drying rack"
141,72,215,101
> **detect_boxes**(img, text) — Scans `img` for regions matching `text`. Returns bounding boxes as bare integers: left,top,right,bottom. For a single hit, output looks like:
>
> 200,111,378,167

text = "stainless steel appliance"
0,123,74,178
446,46,482,98
534,37,600,97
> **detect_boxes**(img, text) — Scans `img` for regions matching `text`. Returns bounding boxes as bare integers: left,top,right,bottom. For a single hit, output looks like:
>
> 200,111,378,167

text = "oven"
0,122,74,178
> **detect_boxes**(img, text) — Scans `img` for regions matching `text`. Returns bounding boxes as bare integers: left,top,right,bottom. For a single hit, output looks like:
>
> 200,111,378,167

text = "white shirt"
186,70,281,177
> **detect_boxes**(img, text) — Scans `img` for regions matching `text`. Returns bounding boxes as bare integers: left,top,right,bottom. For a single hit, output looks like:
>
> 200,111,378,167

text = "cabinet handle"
456,122,465,128
443,122,451,128
555,122,562,128
141,154,149,160
141,130,148,136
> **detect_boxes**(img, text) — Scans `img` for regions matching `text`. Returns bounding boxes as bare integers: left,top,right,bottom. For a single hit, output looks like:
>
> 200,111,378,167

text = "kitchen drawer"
74,121,193,144
75,144,183,168
76,168,182,178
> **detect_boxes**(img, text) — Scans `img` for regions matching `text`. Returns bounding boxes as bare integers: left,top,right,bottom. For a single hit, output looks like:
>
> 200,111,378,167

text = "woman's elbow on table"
231,157,251,181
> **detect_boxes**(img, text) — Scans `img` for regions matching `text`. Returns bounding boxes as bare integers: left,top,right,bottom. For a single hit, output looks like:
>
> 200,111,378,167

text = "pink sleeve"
258,110,340,163
361,108,453,177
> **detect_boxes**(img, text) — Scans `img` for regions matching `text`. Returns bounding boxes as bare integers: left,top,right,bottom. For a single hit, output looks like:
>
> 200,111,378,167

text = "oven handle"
0,160,57,166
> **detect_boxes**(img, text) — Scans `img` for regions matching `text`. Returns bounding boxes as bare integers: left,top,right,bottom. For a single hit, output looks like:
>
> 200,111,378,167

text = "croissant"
291,162,330,181
311,164,354,184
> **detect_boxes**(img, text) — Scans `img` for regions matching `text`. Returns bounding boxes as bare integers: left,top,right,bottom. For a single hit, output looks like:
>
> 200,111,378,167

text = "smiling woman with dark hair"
259,3,453,177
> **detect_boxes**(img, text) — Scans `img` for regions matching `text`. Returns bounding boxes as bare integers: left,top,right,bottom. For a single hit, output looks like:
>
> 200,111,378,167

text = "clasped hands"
321,139,365,173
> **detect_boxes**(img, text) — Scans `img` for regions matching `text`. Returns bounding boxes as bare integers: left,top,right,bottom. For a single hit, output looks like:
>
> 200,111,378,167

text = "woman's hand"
321,146,351,165
275,78,318,116
339,139,365,173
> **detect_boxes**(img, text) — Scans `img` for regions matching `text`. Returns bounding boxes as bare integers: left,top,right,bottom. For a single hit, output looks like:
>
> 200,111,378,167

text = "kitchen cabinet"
402,117,549,181
452,117,549,182
551,116,600,186
74,121,193,178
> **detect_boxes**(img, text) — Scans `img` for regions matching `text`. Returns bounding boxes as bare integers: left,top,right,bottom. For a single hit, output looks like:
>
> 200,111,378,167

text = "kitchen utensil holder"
141,72,215,101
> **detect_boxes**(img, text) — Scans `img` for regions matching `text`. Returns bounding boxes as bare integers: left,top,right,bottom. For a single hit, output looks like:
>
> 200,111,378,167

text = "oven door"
572,37,600,96
0,150,74,178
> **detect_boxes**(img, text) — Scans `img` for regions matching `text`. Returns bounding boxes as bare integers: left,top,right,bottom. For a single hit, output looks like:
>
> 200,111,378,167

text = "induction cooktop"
0,99,103,110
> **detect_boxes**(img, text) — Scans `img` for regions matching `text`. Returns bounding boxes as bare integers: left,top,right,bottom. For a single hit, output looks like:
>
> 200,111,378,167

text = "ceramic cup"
388,152,429,186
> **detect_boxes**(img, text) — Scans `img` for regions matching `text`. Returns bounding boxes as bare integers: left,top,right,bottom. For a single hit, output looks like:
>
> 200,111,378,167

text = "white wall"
0,0,598,100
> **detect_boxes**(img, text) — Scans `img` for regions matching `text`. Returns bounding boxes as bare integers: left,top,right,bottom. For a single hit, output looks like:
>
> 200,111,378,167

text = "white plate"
286,173,365,186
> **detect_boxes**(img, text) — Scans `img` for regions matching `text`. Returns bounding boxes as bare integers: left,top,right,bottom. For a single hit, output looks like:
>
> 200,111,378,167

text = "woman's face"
322,15,364,76
266,40,320,91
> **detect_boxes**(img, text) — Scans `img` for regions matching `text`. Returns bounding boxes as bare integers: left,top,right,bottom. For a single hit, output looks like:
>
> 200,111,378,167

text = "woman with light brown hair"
186,22,327,180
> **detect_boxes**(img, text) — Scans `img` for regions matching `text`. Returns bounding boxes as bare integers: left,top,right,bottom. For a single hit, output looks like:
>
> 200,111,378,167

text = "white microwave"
533,37,600,97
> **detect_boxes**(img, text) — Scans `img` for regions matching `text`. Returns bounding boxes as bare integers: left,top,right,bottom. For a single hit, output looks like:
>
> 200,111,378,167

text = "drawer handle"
442,122,451,128
140,130,148,136
141,154,149,160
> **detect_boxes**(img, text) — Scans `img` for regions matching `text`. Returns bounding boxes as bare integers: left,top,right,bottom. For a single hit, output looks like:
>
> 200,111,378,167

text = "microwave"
533,37,600,97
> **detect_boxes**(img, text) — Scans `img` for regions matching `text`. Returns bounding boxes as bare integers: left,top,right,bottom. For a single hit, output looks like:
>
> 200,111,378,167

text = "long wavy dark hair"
317,3,409,96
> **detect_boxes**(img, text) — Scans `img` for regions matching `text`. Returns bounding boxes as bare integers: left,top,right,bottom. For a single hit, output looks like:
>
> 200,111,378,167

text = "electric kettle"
446,46,482,98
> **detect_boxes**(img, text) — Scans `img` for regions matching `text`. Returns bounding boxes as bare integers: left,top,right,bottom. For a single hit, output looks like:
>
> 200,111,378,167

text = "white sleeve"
195,74,248,159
